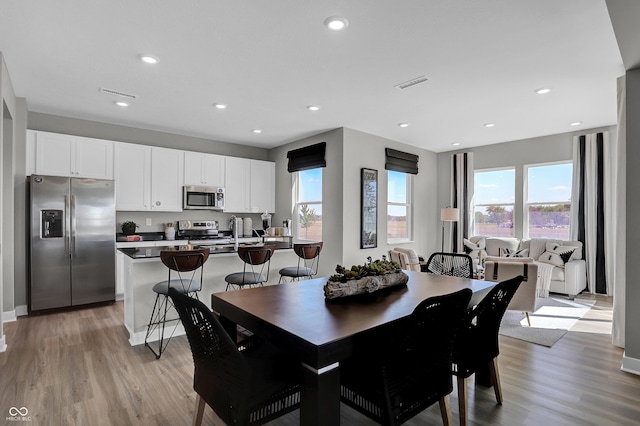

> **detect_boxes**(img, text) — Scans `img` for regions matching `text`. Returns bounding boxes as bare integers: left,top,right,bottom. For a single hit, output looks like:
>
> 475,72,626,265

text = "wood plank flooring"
1,295,638,425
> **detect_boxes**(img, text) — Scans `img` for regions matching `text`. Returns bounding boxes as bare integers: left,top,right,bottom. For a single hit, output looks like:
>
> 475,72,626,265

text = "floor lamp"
441,207,459,253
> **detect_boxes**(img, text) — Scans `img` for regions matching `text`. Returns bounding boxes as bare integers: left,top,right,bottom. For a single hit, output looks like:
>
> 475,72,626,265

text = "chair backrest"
160,248,209,293
389,248,421,272
484,261,538,313
425,252,474,278
454,276,523,370
293,242,322,276
238,245,275,283
167,287,251,425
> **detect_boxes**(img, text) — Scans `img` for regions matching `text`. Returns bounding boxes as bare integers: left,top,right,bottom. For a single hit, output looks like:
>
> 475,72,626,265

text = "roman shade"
384,148,419,174
287,142,326,172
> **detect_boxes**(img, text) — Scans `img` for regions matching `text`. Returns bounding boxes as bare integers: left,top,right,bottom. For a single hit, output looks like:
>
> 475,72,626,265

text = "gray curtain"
449,152,474,252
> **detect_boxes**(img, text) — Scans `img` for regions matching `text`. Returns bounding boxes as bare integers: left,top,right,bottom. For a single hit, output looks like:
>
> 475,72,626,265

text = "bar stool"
225,245,275,291
145,248,209,359
278,242,323,283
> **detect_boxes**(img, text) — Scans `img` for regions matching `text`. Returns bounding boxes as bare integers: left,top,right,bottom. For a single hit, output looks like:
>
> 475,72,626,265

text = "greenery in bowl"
121,221,139,235
329,256,401,283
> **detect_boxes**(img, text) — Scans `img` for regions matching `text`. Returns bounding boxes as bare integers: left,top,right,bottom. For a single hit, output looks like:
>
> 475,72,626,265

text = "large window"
294,168,322,241
474,168,515,237
387,170,412,242
525,162,572,240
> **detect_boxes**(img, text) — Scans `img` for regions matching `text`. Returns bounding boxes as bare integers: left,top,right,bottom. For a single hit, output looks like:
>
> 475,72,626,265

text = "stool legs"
145,293,178,359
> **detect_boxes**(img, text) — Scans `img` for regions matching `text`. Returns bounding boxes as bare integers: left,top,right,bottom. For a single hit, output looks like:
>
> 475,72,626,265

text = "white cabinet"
184,151,225,187
33,131,114,179
224,157,275,213
115,143,184,211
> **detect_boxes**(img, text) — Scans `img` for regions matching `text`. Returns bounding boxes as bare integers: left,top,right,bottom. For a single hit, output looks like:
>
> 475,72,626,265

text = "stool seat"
225,272,265,285
278,242,323,284
152,279,202,295
225,245,275,291
279,266,315,278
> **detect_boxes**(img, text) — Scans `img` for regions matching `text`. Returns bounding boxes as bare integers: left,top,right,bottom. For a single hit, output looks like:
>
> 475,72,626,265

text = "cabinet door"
35,132,73,177
184,151,204,185
224,156,251,213
203,154,226,187
151,147,184,211
250,160,275,213
74,137,114,179
115,143,151,210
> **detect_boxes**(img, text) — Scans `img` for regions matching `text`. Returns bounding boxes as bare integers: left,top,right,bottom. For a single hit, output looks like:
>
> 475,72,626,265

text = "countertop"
118,243,290,259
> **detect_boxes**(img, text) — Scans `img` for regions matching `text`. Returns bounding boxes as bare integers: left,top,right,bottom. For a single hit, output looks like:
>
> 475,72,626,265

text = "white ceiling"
0,0,624,153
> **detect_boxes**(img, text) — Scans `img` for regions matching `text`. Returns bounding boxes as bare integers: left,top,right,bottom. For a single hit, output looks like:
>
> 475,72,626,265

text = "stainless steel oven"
183,186,225,210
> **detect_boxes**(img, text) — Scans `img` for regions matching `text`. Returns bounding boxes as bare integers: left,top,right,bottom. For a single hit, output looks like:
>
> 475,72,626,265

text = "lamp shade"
441,207,459,222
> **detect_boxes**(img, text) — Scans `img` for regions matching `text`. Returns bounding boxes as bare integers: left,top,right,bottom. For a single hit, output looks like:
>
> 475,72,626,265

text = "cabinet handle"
156,201,161,206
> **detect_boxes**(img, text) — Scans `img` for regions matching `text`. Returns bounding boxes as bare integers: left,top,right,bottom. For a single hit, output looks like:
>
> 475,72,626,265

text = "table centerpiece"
323,256,409,299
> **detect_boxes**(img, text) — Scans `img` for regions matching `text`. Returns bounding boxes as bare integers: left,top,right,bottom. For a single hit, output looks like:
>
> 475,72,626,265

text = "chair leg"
524,311,531,327
192,394,205,426
457,376,468,426
488,357,503,405
439,394,453,426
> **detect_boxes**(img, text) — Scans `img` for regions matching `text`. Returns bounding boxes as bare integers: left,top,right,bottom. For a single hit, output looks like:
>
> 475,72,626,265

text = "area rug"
499,297,596,347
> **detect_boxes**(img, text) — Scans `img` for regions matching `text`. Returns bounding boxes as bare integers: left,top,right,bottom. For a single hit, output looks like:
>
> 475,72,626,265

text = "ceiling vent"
99,87,137,99
394,75,428,90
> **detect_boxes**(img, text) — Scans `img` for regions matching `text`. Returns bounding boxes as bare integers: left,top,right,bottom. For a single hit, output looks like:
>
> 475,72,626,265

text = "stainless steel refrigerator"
29,175,116,312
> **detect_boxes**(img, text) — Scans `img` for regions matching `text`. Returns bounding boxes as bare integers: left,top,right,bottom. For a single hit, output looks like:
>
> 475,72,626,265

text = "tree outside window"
294,168,322,241
525,162,572,240
474,168,515,237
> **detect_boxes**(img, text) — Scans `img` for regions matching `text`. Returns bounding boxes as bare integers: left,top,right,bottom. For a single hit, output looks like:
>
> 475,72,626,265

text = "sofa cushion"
551,267,565,281
537,242,577,268
463,238,486,263
485,237,520,257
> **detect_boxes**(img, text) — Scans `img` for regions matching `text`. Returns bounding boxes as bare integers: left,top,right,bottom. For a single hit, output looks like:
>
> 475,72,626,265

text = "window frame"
292,168,323,242
473,167,516,237
386,170,413,243
523,160,573,240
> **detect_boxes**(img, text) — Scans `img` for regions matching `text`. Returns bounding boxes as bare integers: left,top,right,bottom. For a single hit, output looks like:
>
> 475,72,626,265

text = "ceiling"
0,0,624,153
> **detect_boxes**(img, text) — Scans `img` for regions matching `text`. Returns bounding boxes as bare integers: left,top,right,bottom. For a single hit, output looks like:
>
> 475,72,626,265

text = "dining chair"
167,287,300,426
425,252,474,279
145,248,209,359
225,245,275,291
278,242,323,283
340,288,473,426
452,275,524,426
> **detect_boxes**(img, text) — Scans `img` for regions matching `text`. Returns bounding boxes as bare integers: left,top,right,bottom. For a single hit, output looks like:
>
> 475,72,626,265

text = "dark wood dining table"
211,270,496,426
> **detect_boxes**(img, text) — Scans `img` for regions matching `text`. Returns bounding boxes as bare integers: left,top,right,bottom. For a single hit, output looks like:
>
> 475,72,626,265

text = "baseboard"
2,310,17,322
621,352,640,376
0,334,6,352
16,305,28,317
116,292,124,302
127,324,186,347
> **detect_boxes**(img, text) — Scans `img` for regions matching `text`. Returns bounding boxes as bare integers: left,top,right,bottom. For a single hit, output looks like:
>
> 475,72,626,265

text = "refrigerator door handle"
65,194,71,258
70,194,77,259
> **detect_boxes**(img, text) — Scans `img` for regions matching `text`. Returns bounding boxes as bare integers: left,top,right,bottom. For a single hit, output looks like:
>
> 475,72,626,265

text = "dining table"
211,270,496,426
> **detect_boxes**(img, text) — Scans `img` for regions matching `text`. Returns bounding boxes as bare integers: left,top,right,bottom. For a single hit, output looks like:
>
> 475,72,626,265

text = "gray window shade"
385,148,419,174
287,142,326,172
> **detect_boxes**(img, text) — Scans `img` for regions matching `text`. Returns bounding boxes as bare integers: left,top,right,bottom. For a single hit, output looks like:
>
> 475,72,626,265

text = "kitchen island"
119,244,300,346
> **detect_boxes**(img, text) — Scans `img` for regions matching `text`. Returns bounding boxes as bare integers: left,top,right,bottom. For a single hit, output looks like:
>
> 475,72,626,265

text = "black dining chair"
452,275,524,426
225,245,275,291
425,252,474,279
167,288,300,426
145,248,209,359
340,288,473,426
278,242,323,283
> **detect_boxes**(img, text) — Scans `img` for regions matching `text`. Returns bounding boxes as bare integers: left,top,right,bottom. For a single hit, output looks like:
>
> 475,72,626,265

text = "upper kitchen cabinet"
31,130,114,179
184,151,225,187
224,157,275,213
115,143,184,211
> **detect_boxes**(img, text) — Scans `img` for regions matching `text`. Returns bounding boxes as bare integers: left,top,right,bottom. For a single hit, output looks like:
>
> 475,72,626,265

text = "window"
387,170,412,241
474,168,515,237
294,168,322,241
525,162,572,240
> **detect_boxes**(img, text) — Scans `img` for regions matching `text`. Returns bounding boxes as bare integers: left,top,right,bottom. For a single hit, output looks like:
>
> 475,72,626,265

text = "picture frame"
361,168,378,249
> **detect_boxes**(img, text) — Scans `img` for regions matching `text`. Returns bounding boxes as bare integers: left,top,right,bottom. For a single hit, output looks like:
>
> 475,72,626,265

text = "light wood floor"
1,295,638,425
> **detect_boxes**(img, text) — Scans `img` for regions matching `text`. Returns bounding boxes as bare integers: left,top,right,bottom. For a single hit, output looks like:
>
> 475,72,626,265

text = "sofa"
466,236,587,299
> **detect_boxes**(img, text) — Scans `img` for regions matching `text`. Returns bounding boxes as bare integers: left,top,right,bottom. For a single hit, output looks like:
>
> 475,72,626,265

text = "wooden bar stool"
225,245,275,291
145,248,209,359
278,242,323,283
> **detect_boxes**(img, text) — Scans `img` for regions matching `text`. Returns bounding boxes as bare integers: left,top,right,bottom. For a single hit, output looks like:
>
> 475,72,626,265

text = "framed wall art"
361,168,378,249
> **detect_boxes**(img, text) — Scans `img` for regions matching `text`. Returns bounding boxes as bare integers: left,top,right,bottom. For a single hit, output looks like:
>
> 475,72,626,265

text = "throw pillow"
463,238,485,261
501,247,529,258
537,242,576,267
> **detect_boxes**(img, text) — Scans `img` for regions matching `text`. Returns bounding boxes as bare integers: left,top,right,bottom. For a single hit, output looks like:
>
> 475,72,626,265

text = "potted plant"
121,221,139,235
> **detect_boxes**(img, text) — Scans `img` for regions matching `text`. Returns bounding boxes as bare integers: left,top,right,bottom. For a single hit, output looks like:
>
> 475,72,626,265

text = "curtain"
449,152,474,252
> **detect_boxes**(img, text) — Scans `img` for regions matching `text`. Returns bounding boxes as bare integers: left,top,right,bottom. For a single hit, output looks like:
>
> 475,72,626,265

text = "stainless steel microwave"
183,186,225,210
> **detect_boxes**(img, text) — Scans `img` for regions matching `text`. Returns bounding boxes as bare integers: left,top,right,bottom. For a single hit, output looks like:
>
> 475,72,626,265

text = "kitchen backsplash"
115,211,266,233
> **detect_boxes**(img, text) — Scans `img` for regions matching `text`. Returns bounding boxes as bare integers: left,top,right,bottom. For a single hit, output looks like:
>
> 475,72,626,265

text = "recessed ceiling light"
398,122,409,128
535,88,551,95
139,55,159,65
115,101,129,107
213,103,227,110
452,142,461,146
252,129,262,134
324,16,349,31
307,105,321,111
484,123,495,128
570,121,582,126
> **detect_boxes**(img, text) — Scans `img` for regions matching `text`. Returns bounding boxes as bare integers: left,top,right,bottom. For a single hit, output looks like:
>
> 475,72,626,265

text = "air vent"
394,75,428,90
99,87,137,99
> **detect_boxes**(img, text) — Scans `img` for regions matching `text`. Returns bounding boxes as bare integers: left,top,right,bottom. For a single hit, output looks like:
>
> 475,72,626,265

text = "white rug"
499,297,596,347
